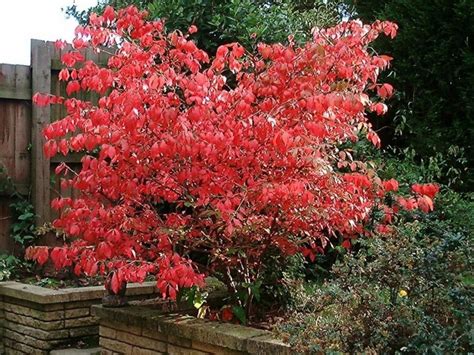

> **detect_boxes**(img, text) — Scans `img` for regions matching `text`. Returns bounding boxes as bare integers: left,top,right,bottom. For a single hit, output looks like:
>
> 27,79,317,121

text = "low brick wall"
0,281,158,354
92,305,291,355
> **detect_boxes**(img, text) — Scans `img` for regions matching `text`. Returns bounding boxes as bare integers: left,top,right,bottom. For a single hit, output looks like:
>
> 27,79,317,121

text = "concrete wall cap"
0,281,157,304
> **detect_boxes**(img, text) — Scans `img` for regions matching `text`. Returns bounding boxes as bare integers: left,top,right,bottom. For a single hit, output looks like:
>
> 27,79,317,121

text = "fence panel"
0,64,32,251
0,40,110,252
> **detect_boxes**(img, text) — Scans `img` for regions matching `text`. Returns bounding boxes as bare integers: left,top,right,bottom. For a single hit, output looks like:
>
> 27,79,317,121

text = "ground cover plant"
0,164,37,281
27,5,443,323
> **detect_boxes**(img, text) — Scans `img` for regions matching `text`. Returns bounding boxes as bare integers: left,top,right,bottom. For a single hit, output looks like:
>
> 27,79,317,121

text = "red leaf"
258,43,272,59
341,240,351,249
103,6,115,22
383,179,399,192
58,69,70,81
216,45,229,59
58,140,69,156
44,140,58,158
61,51,84,67
367,131,381,147
188,25,198,34
372,102,388,115
305,122,326,138
377,83,394,99
221,307,233,322
84,135,97,151
111,272,120,294
66,81,81,96
32,93,52,106
26,247,49,266
54,40,67,50
232,43,245,58
398,197,418,211
97,242,113,260
417,195,434,213
412,183,439,199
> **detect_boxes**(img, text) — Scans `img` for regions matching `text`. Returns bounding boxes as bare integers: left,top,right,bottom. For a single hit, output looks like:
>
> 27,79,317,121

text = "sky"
0,0,98,65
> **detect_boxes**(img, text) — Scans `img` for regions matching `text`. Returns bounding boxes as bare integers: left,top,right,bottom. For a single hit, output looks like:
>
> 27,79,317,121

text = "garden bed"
92,304,291,355
0,281,158,354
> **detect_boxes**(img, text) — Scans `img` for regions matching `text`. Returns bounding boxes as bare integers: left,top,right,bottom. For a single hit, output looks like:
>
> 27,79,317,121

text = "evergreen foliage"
346,0,474,190
66,0,343,54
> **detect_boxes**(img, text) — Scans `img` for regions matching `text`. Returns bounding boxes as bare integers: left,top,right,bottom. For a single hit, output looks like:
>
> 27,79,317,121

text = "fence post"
31,40,52,225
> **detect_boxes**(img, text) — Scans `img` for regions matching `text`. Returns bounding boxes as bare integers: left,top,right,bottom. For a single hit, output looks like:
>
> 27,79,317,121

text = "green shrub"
258,251,306,310
0,254,20,281
345,0,474,190
376,147,474,237
379,146,469,191
0,164,37,281
277,214,474,353
67,0,342,54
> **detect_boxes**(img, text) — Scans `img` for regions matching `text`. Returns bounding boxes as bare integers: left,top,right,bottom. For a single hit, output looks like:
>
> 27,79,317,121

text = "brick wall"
0,281,158,354
99,320,246,355
2,296,98,353
93,305,291,355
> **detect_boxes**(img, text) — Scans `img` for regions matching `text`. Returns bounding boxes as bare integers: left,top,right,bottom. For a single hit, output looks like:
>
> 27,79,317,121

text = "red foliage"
221,307,234,322
412,183,440,199
25,6,435,299
383,179,399,192
25,246,49,266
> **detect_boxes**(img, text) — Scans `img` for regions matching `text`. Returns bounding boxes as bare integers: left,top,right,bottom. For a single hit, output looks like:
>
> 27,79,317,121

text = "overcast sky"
0,0,98,65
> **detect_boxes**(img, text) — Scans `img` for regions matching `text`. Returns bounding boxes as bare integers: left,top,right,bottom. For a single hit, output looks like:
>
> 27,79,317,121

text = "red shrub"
28,6,437,302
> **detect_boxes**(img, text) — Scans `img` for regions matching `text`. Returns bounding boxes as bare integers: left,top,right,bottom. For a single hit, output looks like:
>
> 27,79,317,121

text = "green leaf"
250,281,261,303
12,224,22,233
236,289,248,303
232,305,246,325
18,212,34,220
177,286,195,303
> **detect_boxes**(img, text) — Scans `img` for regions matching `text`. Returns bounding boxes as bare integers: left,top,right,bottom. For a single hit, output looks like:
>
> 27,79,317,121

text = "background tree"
346,0,474,190
66,0,344,54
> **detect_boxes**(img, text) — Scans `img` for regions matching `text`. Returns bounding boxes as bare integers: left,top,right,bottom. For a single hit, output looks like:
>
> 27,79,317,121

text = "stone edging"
0,281,157,304
92,304,291,354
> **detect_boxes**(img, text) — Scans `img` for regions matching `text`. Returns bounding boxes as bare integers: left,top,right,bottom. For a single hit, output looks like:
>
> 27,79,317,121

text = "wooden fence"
0,39,109,252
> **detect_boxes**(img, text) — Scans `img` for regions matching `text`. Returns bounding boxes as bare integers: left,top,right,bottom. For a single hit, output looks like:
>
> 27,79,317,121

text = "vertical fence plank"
14,66,32,194
0,64,32,251
31,39,52,225
13,101,31,193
